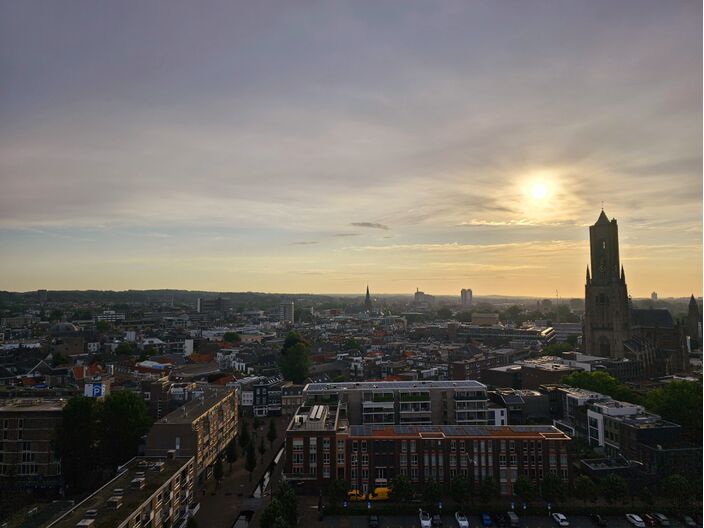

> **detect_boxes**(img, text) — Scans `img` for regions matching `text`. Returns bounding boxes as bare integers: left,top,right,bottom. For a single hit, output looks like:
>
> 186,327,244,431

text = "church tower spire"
364,285,373,313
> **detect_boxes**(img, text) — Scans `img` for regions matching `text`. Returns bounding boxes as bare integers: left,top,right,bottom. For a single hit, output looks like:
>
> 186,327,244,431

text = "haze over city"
1,1,701,296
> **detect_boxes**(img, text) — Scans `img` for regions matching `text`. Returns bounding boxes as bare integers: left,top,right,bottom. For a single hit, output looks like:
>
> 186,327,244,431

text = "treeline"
54,392,151,495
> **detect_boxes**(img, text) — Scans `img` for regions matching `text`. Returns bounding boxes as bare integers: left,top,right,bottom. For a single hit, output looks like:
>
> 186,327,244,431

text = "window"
323,453,330,465
361,441,367,453
337,453,344,465
292,438,304,452
352,441,358,452
337,440,345,451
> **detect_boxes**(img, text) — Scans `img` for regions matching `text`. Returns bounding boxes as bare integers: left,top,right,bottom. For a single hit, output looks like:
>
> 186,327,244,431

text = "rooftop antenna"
601,201,604,211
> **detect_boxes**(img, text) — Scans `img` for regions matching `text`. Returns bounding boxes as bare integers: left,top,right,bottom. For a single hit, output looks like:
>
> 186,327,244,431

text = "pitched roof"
595,210,610,225
631,308,674,328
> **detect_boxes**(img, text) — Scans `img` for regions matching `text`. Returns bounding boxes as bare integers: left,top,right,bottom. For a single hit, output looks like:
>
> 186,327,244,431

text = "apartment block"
303,381,491,426
284,397,570,496
48,455,196,528
0,398,66,491
145,387,237,479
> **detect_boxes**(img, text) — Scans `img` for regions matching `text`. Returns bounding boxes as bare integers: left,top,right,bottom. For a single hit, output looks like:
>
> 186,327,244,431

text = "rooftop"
0,398,67,413
48,456,193,528
346,424,570,440
304,380,486,393
154,388,233,425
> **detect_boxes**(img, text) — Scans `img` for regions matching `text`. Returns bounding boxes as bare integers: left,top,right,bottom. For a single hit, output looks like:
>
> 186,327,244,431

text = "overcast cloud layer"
0,0,701,297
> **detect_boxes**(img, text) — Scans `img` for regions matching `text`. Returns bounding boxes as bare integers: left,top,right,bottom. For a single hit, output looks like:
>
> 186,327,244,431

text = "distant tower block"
651,292,657,302
279,302,295,323
460,288,473,307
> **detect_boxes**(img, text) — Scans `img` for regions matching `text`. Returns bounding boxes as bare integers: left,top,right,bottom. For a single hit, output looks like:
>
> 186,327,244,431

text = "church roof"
630,308,674,329
595,210,610,225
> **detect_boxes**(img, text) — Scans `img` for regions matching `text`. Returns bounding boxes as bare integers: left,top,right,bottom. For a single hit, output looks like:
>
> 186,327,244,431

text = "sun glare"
531,182,548,199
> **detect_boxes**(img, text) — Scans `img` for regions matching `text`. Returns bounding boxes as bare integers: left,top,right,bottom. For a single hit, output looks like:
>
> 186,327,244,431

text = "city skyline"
1,1,701,297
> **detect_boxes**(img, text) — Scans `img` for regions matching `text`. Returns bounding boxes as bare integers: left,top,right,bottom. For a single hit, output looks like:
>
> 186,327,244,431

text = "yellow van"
367,487,391,501
347,489,366,501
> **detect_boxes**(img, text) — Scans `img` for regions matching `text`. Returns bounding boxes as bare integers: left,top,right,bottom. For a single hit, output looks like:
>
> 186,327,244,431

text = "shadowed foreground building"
145,387,237,481
0,398,66,492
284,381,571,496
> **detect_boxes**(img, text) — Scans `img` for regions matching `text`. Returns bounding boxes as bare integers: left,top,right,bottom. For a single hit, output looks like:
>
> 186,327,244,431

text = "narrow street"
194,415,289,528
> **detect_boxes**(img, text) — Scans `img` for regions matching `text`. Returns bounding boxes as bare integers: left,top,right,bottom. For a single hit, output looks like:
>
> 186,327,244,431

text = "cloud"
350,222,390,230
332,233,361,237
289,241,320,246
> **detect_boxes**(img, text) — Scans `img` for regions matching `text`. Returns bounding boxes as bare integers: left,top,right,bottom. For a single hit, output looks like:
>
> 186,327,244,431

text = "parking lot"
320,513,697,528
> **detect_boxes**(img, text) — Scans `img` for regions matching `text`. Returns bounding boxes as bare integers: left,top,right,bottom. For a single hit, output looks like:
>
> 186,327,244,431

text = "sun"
531,182,548,199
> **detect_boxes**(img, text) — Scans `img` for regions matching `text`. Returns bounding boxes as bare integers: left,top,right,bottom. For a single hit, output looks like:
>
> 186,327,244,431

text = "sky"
0,1,701,297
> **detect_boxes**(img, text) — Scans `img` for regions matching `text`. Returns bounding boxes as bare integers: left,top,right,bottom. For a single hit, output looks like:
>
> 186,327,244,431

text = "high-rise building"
460,288,473,307
583,210,631,358
279,301,295,323
651,291,658,303
686,295,702,350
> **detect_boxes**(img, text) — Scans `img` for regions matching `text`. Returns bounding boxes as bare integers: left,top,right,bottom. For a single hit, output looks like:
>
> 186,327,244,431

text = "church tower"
584,210,631,358
364,285,373,313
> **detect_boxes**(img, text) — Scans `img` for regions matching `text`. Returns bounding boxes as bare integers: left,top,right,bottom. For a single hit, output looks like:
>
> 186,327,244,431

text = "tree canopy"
279,342,311,384
562,371,639,403
223,331,241,344
643,381,702,440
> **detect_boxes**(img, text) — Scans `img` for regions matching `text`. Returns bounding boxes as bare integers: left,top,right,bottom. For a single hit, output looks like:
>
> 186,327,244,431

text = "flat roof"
154,388,233,425
0,399,67,413
346,424,570,440
304,380,486,392
49,457,192,528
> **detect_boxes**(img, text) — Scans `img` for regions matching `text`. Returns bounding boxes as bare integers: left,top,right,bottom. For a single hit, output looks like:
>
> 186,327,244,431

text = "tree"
562,371,639,403
223,332,241,344
450,475,471,505
540,473,565,503
114,341,134,355
479,477,499,503
186,517,199,528
513,476,537,502
245,443,257,481
573,475,597,503
272,482,298,527
343,337,361,350
542,342,574,357
638,486,653,506
436,307,453,320
226,440,238,472
54,396,101,494
253,415,263,430
390,474,414,502
239,420,250,449
213,457,223,482
423,479,442,508
327,478,350,507
95,320,111,333
260,498,286,527
643,381,702,441
51,352,69,366
661,474,693,510
600,474,628,505
279,342,311,384
283,331,308,352
98,391,151,471
267,418,278,449
258,436,266,462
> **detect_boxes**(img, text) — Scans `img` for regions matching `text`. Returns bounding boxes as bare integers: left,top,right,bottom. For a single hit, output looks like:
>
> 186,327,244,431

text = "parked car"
432,513,443,527
506,512,520,528
347,489,365,501
552,513,570,527
626,514,646,528
493,513,507,527
590,514,607,527
369,514,380,528
368,487,391,501
481,513,493,527
680,516,697,528
643,514,658,527
419,509,432,528
652,514,670,527
455,511,470,528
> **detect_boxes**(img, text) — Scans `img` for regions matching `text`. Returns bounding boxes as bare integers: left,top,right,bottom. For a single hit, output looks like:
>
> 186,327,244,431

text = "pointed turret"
586,266,591,285
621,265,625,281
595,209,610,225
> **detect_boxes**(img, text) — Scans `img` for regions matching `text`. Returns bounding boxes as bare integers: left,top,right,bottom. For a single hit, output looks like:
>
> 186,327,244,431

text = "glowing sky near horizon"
0,1,701,297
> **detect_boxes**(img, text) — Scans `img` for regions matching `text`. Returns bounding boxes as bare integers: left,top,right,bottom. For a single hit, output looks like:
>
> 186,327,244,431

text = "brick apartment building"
145,387,237,480
0,398,66,491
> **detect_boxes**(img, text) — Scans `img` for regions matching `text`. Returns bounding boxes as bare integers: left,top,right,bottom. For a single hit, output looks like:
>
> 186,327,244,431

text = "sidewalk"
194,416,288,528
